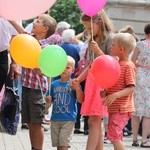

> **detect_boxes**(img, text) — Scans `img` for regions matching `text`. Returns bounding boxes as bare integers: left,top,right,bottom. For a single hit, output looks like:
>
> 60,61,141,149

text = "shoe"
147,134,150,139
140,141,150,148
104,137,111,144
83,130,89,135
123,131,132,136
123,128,132,136
132,140,139,147
74,129,84,134
42,126,49,132
21,124,28,129
43,127,49,132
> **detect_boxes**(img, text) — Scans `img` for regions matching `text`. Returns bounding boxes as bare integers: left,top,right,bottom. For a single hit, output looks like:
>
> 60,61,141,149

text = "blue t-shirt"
47,80,78,122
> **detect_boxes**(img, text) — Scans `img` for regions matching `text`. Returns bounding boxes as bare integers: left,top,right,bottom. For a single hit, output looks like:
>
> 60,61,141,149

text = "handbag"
0,86,20,135
74,48,90,78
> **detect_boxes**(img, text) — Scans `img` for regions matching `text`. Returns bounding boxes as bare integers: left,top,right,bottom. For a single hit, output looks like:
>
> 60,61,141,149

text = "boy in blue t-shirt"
46,56,84,149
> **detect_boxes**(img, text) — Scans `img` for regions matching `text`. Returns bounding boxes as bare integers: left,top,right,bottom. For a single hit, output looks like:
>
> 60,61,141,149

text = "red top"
106,60,136,113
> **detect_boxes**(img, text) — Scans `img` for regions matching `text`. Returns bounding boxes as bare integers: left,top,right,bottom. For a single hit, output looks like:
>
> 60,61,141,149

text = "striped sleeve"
125,63,136,87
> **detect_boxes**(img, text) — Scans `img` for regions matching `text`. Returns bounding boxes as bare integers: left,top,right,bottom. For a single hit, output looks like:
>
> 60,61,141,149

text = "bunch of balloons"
77,0,120,89
10,34,67,77
0,0,107,20
8,0,109,79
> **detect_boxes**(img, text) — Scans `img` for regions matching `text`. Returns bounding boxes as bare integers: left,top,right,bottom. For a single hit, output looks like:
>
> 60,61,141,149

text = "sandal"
132,140,139,147
140,141,150,148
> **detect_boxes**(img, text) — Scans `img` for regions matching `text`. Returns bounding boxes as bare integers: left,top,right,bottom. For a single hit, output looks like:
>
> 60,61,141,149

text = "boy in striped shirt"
103,33,136,150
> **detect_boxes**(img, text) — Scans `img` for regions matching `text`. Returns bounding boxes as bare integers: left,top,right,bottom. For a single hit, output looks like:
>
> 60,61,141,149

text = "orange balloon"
10,34,41,68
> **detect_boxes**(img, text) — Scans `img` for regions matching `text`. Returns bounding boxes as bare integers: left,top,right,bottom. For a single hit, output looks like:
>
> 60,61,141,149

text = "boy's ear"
43,26,49,32
120,46,124,52
72,67,75,73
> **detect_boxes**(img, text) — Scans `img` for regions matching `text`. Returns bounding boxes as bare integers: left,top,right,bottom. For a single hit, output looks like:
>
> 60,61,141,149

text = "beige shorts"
51,121,74,147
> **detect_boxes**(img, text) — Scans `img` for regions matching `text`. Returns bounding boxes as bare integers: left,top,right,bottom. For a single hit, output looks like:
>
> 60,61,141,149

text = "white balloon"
0,0,56,20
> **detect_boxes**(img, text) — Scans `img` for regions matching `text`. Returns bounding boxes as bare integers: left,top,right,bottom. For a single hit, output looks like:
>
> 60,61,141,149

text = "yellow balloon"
10,34,41,68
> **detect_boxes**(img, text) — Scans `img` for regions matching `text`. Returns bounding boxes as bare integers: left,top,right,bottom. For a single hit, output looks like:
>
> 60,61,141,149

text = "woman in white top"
0,18,19,91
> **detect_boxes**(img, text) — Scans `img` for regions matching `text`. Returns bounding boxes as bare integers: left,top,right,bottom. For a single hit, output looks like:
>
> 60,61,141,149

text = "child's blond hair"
67,56,75,68
114,33,136,54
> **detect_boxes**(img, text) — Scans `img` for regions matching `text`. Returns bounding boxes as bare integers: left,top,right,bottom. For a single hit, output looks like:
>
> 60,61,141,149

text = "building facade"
105,0,150,39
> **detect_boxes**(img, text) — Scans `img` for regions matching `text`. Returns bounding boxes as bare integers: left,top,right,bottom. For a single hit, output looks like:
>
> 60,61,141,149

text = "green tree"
50,0,84,34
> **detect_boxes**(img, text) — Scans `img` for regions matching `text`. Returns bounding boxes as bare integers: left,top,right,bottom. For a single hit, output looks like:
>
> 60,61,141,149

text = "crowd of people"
0,8,150,150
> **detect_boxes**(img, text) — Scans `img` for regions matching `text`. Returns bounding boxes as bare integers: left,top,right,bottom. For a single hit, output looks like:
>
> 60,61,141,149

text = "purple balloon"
77,0,107,17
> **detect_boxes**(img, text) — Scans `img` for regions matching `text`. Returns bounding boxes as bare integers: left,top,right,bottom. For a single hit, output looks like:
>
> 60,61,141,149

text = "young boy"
9,14,57,150
103,33,136,150
46,56,84,150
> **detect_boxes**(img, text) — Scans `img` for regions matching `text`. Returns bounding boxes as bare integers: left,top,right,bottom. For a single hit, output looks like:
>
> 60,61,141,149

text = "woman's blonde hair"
81,9,114,42
119,25,139,42
119,25,134,34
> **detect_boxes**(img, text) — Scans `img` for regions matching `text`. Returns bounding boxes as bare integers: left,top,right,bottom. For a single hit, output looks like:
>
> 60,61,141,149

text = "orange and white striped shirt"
106,60,136,113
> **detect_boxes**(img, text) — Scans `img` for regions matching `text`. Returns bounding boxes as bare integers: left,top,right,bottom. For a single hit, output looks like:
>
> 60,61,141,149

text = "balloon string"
91,17,94,61
38,77,52,116
91,17,94,41
48,77,51,96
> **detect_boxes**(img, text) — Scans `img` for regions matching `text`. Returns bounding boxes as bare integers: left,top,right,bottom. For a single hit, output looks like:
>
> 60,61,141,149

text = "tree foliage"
50,0,84,34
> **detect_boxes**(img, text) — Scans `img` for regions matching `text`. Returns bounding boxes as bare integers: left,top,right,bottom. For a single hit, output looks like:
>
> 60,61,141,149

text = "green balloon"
39,45,67,77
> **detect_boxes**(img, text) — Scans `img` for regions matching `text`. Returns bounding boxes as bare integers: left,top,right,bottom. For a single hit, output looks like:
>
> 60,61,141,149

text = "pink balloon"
91,55,121,89
0,0,56,20
77,0,107,17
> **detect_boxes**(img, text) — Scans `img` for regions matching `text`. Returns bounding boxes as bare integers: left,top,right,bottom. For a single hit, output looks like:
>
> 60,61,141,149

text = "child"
9,14,57,150
79,9,114,150
46,56,84,150
103,32,136,150
119,25,139,137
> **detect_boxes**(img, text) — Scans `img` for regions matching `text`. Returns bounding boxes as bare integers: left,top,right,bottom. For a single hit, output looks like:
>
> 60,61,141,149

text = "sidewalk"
0,122,149,150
